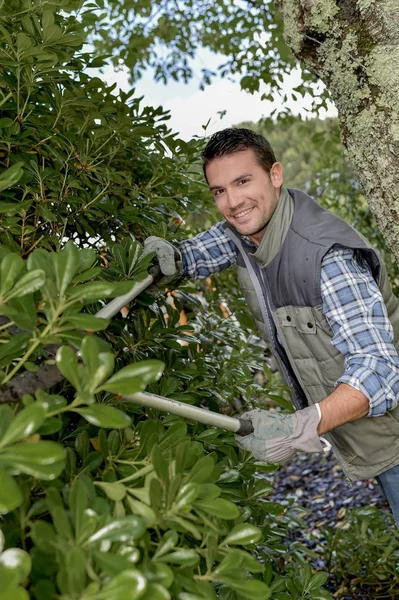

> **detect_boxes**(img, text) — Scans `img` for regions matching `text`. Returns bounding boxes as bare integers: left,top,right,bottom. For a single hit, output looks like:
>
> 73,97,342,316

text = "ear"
270,162,283,190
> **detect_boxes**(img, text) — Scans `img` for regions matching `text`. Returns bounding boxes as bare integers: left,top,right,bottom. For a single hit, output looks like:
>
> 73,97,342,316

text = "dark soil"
269,450,397,599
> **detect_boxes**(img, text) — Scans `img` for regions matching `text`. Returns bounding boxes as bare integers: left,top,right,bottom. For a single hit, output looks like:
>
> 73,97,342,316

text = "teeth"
234,208,252,218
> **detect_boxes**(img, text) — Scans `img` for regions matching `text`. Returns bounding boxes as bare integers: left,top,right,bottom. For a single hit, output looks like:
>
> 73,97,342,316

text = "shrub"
0,1,332,598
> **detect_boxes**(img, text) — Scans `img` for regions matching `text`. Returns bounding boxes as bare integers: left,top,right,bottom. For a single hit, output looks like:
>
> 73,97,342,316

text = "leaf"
126,498,156,527
153,531,178,559
69,477,89,538
0,441,65,479
55,346,81,390
99,360,164,394
220,524,262,547
63,314,109,331
217,577,270,599
157,549,199,567
151,445,169,482
0,162,24,193
0,404,47,448
0,333,31,366
0,468,23,514
30,521,57,554
95,482,126,501
67,281,123,301
193,498,239,519
175,482,200,509
0,254,24,295
0,587,30,600
140,583,170,600
53,241,79,296
4,270,45,301
0,548,31,583
85,516,146,545
96,570,147,600
306,572,329,591
75,405,131,429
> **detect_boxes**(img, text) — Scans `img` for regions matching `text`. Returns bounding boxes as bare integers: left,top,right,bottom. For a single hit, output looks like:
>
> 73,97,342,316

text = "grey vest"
225,188,399,481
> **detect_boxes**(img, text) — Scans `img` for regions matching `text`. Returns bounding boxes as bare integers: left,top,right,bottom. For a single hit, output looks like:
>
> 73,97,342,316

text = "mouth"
231,206,254,220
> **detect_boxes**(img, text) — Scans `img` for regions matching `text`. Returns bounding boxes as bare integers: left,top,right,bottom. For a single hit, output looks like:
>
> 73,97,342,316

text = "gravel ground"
268,450,396,599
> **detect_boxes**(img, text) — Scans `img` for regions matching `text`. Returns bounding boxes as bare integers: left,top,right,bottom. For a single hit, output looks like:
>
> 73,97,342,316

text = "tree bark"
276,0,399,262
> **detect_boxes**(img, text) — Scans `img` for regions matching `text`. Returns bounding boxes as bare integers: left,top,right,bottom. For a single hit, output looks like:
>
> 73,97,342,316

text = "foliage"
84,0,329,116
321,507,399,598
0,1,333,598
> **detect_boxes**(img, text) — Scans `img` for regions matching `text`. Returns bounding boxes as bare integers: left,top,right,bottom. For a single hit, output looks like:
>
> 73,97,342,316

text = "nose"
226,189,244,211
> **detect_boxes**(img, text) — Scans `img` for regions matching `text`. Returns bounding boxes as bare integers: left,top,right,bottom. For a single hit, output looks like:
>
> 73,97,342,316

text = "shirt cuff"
336,366,398,417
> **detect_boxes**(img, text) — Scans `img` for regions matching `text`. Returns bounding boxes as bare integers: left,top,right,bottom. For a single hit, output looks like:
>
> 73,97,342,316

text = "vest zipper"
258,268,306,410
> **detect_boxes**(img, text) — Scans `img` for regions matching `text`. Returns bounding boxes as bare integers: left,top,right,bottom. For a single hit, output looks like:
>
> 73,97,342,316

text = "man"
144,128,399,524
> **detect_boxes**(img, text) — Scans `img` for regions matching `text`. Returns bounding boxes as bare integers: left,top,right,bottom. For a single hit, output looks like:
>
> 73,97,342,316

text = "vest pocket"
277,307,317,335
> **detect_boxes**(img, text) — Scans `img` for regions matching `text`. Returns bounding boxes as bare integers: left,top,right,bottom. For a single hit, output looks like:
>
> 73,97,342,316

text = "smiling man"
143,128,399,525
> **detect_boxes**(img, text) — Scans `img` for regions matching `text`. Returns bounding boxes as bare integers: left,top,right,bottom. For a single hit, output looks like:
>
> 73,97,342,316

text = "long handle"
120,391,254,436
95,274,154,320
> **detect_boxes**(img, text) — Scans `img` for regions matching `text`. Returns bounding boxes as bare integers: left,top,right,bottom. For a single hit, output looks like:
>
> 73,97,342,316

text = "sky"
93,48,337,141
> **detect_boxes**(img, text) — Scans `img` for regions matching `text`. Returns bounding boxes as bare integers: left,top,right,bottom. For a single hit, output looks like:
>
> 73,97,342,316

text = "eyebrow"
209,173,252,192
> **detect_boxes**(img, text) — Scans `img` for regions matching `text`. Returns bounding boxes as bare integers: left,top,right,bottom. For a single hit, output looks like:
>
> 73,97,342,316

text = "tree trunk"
276,0,399,262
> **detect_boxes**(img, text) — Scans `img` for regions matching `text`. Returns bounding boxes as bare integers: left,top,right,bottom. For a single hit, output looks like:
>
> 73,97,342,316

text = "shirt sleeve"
178,221,238,279
320,246,399,417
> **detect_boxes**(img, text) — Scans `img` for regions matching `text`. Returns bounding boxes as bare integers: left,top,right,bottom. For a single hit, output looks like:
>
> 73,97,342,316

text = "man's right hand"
142,236,183,289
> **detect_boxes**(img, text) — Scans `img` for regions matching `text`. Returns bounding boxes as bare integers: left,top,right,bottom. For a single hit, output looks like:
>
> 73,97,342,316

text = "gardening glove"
235,404,324,464
142,236,184,290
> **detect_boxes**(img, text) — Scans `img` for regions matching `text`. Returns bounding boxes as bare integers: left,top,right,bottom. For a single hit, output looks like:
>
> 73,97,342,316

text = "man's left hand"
235,404,323,463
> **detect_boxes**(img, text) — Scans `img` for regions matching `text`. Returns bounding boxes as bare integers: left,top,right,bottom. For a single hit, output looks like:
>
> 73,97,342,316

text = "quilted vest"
225,187,399,481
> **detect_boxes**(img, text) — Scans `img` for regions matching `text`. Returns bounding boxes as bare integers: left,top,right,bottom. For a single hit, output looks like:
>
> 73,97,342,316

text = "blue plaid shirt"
179,222,399,417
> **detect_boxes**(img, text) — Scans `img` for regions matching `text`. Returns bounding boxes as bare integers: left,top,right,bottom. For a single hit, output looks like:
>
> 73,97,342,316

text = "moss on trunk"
276,0,399,263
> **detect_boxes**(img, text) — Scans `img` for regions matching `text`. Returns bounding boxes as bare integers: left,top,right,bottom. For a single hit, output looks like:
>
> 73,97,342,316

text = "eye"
238,178,249,186
213,189,224,197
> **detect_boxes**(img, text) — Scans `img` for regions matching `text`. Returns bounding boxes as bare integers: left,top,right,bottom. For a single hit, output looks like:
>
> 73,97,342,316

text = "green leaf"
193,498,239,519
220,524,262,547
69,477,89,538
64,547,87,594
0,162,24,193
153,531,178,559
0,441,65,479
75,405,131,429
86,516,146,545
151,445,169,482
0,254,24,295
0,333,31,366
63,315,109,331
140,583,170,600
126,498,156,527
0,587,29,600
175,482,200,509
30,520,57,554
0,468,23,514
99,360,164,394
306,572,329,591
67,281,123,301
96,570,147,600
218,577,270,599
55,346,81,390
4,270,45,301
0,548,31,583
0,403,47,448
157,549,199,567
95,481,126,501
53,241,79,296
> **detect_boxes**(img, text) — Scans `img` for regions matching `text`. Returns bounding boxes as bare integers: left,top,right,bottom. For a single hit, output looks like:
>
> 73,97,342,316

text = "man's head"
202,128,283,245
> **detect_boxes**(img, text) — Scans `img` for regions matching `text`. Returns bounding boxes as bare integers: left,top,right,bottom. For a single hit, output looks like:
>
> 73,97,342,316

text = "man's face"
206,148,283,245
